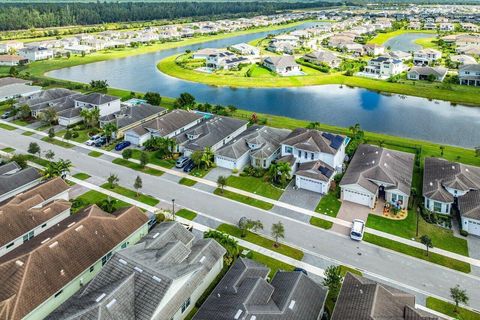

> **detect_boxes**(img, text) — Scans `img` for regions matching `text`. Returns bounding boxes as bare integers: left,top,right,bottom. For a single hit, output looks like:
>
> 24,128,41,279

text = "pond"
48,24,480,148
383,32,433,52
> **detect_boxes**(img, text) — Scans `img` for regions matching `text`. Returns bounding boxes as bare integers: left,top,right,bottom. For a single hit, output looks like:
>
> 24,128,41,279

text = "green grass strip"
41,137,74,148
1,147,15,153
72,173,91,180
112,158,164,176
22,131,35,136
426,297,480,320
310,216,333,230
214,188,273,210
0,123,16,131
242,247,295,278
88,151,103,158
175,208,197,220
100,183,159,206
179,177,197,186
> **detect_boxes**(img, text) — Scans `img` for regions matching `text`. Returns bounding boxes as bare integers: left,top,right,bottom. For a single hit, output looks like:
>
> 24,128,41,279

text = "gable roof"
74,93,119,106
264,55,298,68
99,104,166,129
281,128,346,155
340,144,414,195
193,258,328,320
0,162,41,197
129,109,203,137
296,160,335,182
48,222,226,320
303,50,339,62
331,273,440,320
0,205,148,320
408,66,448,78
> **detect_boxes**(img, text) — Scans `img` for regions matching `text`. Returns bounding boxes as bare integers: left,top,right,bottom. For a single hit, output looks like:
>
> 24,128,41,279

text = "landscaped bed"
72,190,130,213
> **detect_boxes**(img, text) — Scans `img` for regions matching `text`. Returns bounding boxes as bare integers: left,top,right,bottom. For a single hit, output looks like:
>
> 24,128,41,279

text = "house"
270,34,299,46
439,22,454,32
193,48,221,60
74,93,121,117
460,23,479,32
424,22,437,30
215,125,291,170
459,64,480,86
175,116,248,156
0,77,42,103
0,40,24,53
331,273,441,320
57,107,83,127
206,51,248,70
0,205,149,320
363,44,385,56
413,48,442,66
0,55,28,66
0,161,42,202
99,103,167,139
302,50,341,68
456,45,480,57
16,88,79,117
229,43,260,56
263,56,301,76
64,44,94,55
407,66,448,82
363,56,404,78
280,129,347,194
0,177,71,257
48,222,226,320
423,157,480,236
267,41,295,54
450,54,477,66
18,47,54,61
193,258,328,320
124,109,203,146
384,50,411,61
340,144,414,209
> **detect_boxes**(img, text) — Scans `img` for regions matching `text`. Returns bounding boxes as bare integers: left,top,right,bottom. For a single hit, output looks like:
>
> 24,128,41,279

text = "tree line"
0,2,340,31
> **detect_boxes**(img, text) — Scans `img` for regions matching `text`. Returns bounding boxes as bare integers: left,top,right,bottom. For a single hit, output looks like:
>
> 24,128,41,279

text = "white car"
85,134,102,146
350,219,365,241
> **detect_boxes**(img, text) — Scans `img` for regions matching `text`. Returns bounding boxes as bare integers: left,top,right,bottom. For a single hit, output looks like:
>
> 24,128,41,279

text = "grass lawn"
72,173,91,180
367,29,436,45
363,233,471,273
11,119,30,126
310,216,334,230
100,183,159,206
175,208,197,220
366,211,469,256
25,154,51,166
226,175,284,200
41,137,74,148
56,128,92,143
22,131,35,136
414,37,440,49
1,147,15,153
73,189,130,213
315,192,341,217
339,265,363,276
130,149,175,168
88,151,103,158
217,223,304,260
242,247,295,278
0,123,16,130
112,158,164,176
214,188,273,210
190,166,212,178
426,297,480,320
179,177,197,186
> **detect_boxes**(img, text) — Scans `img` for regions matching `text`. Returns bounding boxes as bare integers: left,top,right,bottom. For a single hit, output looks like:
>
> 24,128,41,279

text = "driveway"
332,201,371,235
467,235,480,276
278,181,321,211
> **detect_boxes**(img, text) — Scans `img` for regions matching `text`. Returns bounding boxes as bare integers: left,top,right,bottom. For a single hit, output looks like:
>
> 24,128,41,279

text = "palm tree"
201,147,214,169
42,164,58,180
271,221,285,248
349,123,363,140
103,123,118,143
204,230,239,260
99,197,117,213
80,109,92,128
267,162,279,184
90,107,101,128
56,159,72,177
276,162,291,186
217,175,227,194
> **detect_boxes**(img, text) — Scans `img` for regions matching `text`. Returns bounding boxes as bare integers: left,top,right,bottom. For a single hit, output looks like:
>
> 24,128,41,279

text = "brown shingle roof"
0,205,148,320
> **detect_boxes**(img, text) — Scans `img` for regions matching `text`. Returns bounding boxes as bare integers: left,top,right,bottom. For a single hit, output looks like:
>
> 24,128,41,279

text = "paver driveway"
332,201,371,235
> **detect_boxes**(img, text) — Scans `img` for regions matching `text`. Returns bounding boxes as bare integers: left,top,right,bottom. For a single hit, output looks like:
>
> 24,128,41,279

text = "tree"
204,230,239,265
89,80,109,91
139,151,149,168
80,108,92,128
450,285,469,312
267,162,279,184
271,221,285,247
48,127,55,138
439,145,445,156
45,150,55,160
174,92,195,109
276,161,291,186
103,123,117,143
27,142,41,157
227,105,237,114
99,197,117,213
420,235,433,256
122,148,133,160
200,147,214,169
39,108,58,125
9,66,18,77
144,92,162,106
307,121,320,129
191,150,203,167
475,147,480,157
10,154,28,168
107,173,119,189
17,104,31,120
349,123,364,140
322,265,343,301
238,218,264,237
134,175,142,197
56,159,72,178
217,175,227,194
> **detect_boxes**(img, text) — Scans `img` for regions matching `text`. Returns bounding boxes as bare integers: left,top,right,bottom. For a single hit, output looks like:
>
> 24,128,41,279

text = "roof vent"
118,259,127,265
466,168,469,172
372,160,375,164
95,293,106,303
452,165,455,169
43,208,51,213
41,237,51,244
15,260,24,267
75,225,84,232
429,182,433,186
67,222,76,228
251,316,257,320
289,300,296,310
234,309,243,320
106,299,117,309
199,256,206,263
134,266,143,273
152,232,160,239
49,241,58,248
60,269,65,276
152,276,162,283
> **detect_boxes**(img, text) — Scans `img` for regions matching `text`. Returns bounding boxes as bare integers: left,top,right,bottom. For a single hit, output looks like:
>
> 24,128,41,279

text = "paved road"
2,130,480,311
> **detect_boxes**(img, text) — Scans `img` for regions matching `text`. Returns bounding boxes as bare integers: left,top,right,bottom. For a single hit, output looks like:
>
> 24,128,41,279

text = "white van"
350,219,365,241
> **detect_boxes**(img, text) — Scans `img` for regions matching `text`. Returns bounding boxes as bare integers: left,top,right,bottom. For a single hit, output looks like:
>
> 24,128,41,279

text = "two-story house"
18,47,54,61
73,93,121,117
206,51,248,70
363,56,405,78
413,48,442,66
458,64,480,87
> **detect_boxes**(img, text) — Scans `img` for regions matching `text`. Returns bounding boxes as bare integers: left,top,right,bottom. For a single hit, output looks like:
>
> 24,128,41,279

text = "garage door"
342,188,372,207
124,133,139,146
468,220,480,236
296,176,323,193
215,156,235,170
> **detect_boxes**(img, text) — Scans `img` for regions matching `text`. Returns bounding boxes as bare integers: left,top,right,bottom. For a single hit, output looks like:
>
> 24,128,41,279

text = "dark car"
94,137,107,147
115,141,131,151
294,267,308,275
183,160,195,173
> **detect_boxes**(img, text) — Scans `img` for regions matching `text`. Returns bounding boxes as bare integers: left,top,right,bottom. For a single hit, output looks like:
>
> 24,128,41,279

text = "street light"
172,199,176,220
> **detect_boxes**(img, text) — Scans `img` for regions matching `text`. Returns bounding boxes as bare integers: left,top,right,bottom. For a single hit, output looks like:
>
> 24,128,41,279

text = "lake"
48,25,480,148
384,32,433,52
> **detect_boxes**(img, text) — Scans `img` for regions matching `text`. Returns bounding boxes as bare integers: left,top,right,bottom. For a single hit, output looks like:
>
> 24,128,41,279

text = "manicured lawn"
190,166,212,178
26,154,51,166
426,297,480,320
315,192,341,217
88,151,103,158
11,119,30,126
73,190,130,213
363,233,471,273
242,247,295,278
339,265,363,276
414,37,439,49
0,123,16,130
226,175,284,200
1,147,15,153
367,29,436,45
179,177,197,186
310,216,333,230
41,137,74,148
175,208,197,220
130,149,175,168
22,131,35,136
366,211,469,257
56,128,92,143
112,158,164,176
100,183,159,206
72,173,91,180
214,188,273,210
217,223,304,260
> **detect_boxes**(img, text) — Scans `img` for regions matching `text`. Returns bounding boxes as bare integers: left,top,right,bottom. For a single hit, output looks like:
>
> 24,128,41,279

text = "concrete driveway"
278,181,321,211
332,201,371,235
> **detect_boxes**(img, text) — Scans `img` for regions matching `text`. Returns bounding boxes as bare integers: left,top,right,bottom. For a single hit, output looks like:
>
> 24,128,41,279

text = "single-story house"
459,64,480,86
0,82,42,103
229,43,260,56
450,54,477,66
340,144,414,209
0,55,28,66
302,50,341,68
57,107,82,127
263,56,301,76
192,48,220,60
407,66,448,82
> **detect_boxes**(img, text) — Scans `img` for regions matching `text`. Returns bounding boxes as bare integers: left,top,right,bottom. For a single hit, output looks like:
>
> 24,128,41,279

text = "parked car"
175,156,190,168
183,160,196,173
85,134,102,146
294,267,308,275
115,141,131,151
94,137,107,147
350,219,365,241
1,111,12,119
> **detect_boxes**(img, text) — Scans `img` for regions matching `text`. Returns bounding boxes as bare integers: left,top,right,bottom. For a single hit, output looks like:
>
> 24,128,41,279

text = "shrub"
64,130,72,140
71,131,79,138
460,230,468,237
156,213,165,224
232,168,239,174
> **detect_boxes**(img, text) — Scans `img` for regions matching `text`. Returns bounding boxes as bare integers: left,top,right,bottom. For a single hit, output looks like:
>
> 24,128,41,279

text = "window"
263,160,266,167
6,242,14,249
311,153,314,160
102,252,112,266
285,146,292,154
304,152,307,159
90,266,95,272
181,297,191,313
433,202,442,212
426,199,430,208
41,223,47,228
121,242,127,249
298,150,301,157
54,290,63,298
23,231,34,243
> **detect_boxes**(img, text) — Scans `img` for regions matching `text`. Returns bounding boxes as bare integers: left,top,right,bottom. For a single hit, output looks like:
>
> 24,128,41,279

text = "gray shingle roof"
74,93,119,106
408,66,447,77
303,50,339,63
48,222,226,320
340,144,414,195
296,160,335,182
99,104,166,129
193,258,328,320
129,109,203,137
0,77,29,88
264,55,298,68
0,162,41,197
331,273,440,320
178,116,247,152
282,128,345,155
459,190,480,220
16,88,78,112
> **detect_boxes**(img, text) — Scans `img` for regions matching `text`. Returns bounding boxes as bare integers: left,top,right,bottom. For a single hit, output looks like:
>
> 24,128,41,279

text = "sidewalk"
1,119,479,268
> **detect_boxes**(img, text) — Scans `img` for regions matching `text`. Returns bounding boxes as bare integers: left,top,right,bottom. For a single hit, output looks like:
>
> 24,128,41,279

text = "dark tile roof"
0,162,41,197
74,93,119,106
296,160,335,182
331,273,440,320
340,144,414,195
48,222,226,320
193,258,328,320
281,128,345,155
99,104,166,129
128,109,203,137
